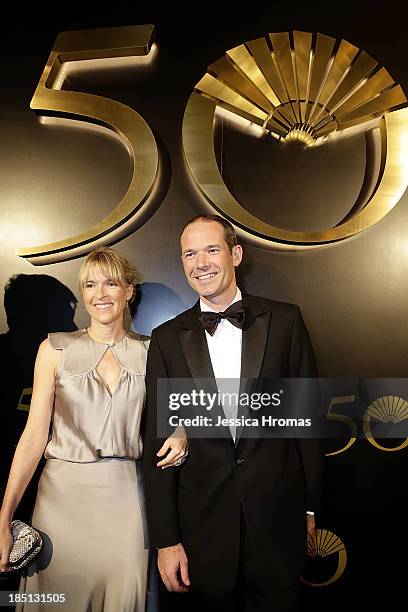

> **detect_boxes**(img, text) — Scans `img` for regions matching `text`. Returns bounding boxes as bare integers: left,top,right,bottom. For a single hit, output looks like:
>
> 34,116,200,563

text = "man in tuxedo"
143,214,323,612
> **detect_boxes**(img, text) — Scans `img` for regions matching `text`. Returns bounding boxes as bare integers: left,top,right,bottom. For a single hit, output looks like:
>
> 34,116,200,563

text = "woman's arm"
0,338,60,571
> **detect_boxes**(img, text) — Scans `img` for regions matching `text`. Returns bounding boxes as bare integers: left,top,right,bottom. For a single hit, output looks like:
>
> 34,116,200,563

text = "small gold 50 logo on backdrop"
326,394,408,456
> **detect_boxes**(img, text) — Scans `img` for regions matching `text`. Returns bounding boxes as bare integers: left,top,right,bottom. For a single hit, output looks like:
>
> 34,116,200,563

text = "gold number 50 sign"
16,26,408,264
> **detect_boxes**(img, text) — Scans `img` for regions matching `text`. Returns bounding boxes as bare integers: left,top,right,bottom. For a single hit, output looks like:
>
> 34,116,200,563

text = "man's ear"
232,245,243,267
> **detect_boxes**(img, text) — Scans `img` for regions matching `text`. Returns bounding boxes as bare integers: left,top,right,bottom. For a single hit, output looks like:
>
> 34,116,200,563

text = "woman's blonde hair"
78,247,140,304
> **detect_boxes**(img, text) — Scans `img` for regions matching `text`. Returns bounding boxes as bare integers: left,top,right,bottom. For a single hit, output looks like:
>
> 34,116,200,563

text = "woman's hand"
156,426,188,469
0,526,13,574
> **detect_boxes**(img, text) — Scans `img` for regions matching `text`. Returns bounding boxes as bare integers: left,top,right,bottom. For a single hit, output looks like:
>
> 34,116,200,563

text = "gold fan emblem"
302,528,347,587
366,395,408,423
363,395,408,451
307,528,345,558
195,31,406,146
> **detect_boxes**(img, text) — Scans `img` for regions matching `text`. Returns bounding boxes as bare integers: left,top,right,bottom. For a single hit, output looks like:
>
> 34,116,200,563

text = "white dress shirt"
200,289,242,440
200,288,243,380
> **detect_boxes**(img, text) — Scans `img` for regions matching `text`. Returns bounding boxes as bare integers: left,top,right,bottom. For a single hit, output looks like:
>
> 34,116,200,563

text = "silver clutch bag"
7,520,43,572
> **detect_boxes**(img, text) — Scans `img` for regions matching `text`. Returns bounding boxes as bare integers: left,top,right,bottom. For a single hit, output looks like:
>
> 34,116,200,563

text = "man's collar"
175,292,267,330
200,288,242,313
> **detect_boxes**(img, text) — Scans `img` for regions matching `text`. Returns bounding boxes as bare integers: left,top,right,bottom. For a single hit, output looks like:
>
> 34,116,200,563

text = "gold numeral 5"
17,25,159,265
325,395,357,457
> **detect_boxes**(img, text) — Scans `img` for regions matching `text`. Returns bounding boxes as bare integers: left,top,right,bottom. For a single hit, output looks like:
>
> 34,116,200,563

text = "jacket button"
236,458,245,465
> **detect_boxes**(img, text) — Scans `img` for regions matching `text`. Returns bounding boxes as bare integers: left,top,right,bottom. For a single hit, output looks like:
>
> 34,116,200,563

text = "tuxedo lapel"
176,302,215,385
177,303,232,441
240,294,270,386
235,295,271,443
177,326,216,386
241,316,270,381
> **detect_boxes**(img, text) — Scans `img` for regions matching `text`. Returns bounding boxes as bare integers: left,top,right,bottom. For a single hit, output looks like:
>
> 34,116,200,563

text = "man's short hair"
181,214,238,253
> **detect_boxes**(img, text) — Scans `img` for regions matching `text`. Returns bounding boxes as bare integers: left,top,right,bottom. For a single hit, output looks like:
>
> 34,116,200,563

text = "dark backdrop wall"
0,3,406,610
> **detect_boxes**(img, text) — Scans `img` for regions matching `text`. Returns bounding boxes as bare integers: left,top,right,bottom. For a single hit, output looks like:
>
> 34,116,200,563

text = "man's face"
180,220,242,301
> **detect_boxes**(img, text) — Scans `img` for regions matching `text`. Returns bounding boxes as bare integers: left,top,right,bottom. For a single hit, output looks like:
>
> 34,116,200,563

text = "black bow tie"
199,301,246,336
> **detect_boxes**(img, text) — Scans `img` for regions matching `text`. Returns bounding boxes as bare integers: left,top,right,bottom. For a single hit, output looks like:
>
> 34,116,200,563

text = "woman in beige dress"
0,247,187,611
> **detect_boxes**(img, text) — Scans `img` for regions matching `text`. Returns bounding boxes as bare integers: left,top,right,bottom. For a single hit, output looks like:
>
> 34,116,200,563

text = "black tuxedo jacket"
142,294,323,595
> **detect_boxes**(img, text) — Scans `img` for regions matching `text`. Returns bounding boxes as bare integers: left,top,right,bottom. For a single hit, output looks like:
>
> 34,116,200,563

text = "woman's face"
82,266,133,326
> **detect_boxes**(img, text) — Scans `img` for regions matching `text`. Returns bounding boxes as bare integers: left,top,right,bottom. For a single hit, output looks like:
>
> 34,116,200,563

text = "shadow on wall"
0,274,78,516
0,274,77,592
131,282,190,336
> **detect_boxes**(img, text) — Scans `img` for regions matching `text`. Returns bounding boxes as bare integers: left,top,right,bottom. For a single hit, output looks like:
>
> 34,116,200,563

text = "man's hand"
158,543,190,592
307,514,315,538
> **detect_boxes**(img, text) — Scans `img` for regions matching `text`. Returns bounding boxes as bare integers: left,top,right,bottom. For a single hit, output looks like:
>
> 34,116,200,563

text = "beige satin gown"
18,330,150,612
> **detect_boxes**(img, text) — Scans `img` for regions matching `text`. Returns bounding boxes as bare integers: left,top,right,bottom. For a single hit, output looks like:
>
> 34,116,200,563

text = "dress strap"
48,330,84,350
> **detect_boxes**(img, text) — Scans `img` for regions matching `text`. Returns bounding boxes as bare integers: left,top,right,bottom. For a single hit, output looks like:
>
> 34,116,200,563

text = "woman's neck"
87,320,126,345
